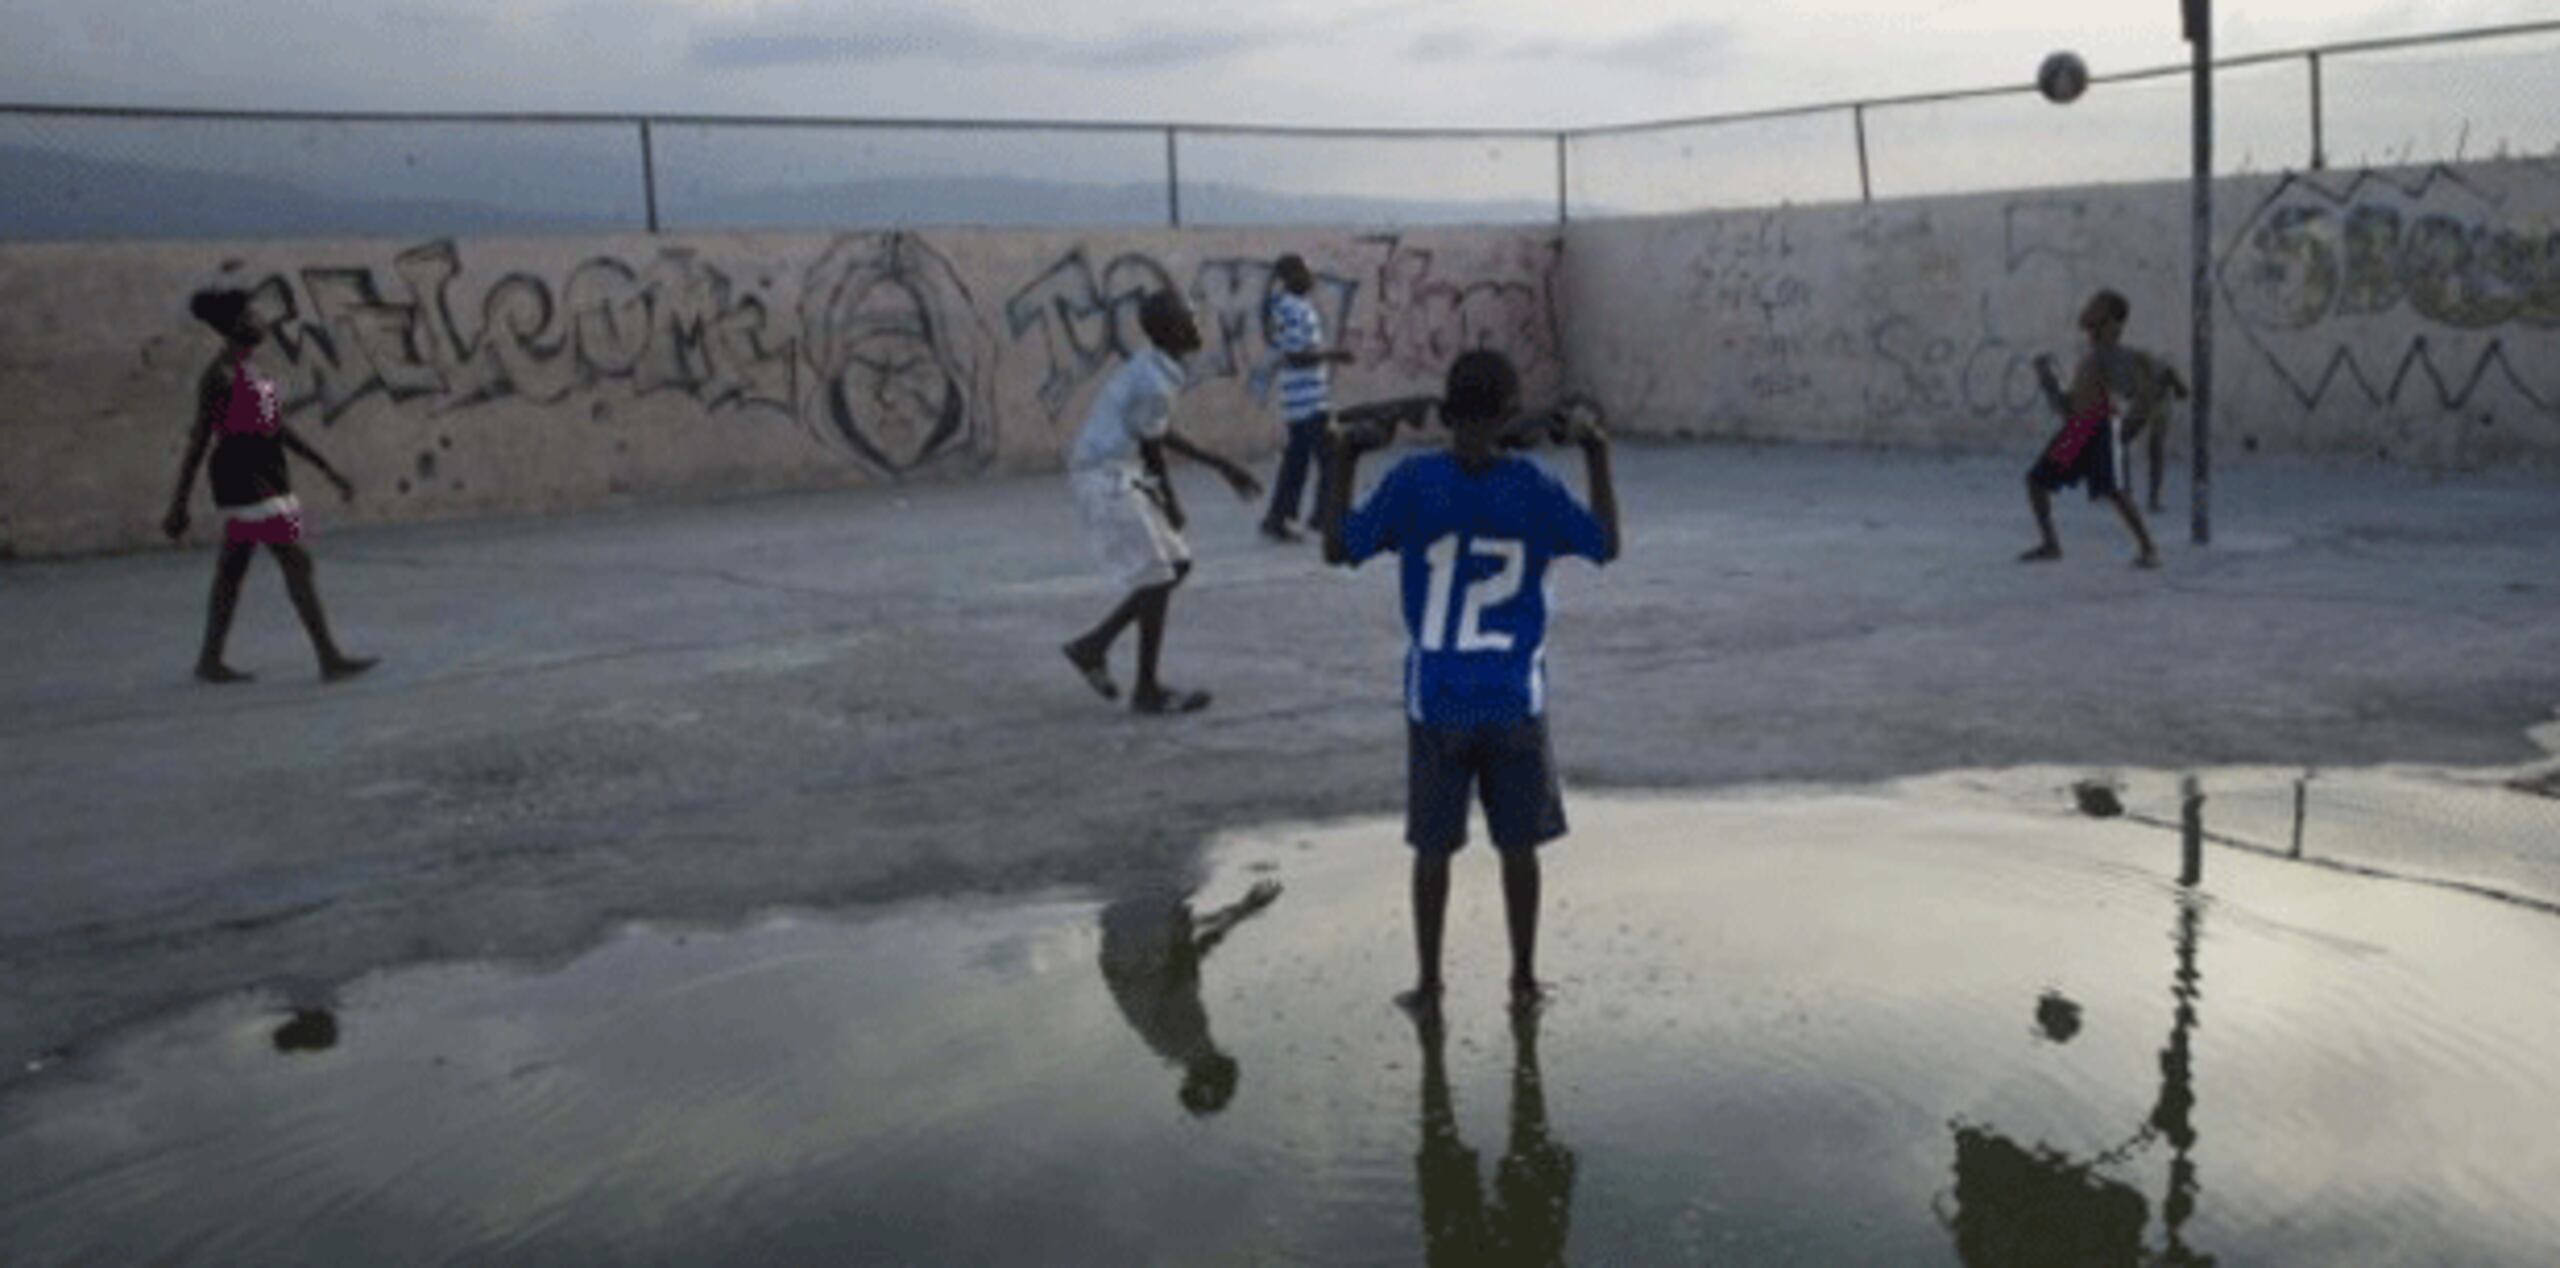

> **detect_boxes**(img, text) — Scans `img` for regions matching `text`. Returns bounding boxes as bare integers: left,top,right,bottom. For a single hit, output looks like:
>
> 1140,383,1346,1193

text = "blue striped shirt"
1269,292,1330,421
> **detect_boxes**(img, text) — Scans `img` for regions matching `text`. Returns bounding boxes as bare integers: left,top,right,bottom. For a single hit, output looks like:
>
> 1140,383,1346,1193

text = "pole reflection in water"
1412,1003,1577,1267
1943,885,2215,1267
1097,880,1281,1117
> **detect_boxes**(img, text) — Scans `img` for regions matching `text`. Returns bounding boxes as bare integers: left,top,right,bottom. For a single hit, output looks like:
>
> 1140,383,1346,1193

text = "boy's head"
1138,289,1203,358
1274,254,1314,296
2079,290,2130,346
1180,1052,1240,1116
1441,349,1521,466
189,287,262,350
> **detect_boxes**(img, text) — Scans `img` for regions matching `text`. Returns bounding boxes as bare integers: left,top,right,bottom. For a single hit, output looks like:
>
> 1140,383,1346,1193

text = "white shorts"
1072,468,1189,592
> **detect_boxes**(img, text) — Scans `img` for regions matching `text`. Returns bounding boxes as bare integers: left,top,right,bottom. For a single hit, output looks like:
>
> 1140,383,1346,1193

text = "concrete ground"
5,441,2558,1075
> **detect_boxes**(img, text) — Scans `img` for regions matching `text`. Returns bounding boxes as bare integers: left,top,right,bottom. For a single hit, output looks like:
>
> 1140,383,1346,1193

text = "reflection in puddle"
1099,880,1282,1117
1946,891,2209,1267
5,773,2560,1266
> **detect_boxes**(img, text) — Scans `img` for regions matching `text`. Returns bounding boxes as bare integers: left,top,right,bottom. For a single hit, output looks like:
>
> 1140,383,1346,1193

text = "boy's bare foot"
2133,551,2162,570
321,656,379,683
1062,641,1118,700
194,663,254,685
1510,977,1551,1013
2017,544,2062,563
1258,521,1303,544
1395,985,1444,1020
1131,686,1212,715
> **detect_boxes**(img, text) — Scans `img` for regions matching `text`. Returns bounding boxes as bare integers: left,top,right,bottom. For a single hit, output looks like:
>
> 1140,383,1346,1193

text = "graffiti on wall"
1003,249,1360,416
1863,293,2053,422
2219,165,2559,413
233,232,1001,477
799,234,1001,475
1003,234,1562,418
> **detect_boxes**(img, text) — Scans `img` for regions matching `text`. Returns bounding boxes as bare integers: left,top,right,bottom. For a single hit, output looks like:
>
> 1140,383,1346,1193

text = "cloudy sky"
5,0,2550,129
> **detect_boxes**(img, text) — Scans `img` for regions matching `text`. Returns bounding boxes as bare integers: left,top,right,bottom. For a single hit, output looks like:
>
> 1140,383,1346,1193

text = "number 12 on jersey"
1419,535,1525,653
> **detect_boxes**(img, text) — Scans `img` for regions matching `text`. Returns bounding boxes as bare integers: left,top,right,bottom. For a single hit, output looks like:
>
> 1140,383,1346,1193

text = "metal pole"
2304,773,2324,865
2180,774,2206,887
1854,104,1873,203
639,119,661,234
1165,127,1182,228
2308,52,2327,170
1555,132,1570,226
2188,0,2214,546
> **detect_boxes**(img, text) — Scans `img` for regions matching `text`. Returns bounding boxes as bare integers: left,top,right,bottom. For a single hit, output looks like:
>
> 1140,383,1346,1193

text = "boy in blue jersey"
1258,254,1357,543
1319,350,1620,1014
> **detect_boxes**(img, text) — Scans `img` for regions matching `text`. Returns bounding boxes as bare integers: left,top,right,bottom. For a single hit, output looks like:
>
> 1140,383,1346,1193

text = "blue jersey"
1339,451,1611,728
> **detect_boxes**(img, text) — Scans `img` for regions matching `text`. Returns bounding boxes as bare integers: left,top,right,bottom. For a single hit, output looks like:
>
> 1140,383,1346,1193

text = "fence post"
2188,0,2214,547
1165,127,1182,228
639,118,661,234
1854,104,1873,203
2308,51,2327,170
1556,132,1570,226
2180,775,2205,887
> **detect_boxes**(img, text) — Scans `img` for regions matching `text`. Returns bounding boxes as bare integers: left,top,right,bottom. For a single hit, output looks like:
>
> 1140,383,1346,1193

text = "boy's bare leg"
272,544,374,680
1502,849,1544,1006
2021,478,2062,561
194,541,258,682
2147,423,2170,513
1065,587,1152,698
2112,493,2162,568
1401,852,1452,1014
1130,563,1205,712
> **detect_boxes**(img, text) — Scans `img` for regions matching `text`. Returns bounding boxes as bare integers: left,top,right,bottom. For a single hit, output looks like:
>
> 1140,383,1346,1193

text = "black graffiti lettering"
226,238,805,432
2219,165,2558,414
798,232,998,476
477,274,574,405
2338,205,2405,317
295,268,440,418
1005,251,1122,416
1359,234,1562,379
1005,247,1370,418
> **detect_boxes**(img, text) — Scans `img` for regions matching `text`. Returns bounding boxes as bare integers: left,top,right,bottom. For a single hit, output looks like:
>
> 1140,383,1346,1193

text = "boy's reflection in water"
1098,880,1281,1116
1412,1003,1578,1266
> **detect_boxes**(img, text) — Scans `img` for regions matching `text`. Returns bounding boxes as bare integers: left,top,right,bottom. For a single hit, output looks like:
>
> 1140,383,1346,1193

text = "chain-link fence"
2,21,2552,240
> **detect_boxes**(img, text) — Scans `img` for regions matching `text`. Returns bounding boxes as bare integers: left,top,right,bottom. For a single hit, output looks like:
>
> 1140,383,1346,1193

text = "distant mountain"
0,144,1556,241
0,145,635,240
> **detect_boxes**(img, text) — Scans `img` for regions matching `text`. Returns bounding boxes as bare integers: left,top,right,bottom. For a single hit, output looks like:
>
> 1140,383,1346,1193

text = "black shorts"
1407,717,1568,855
2029,418,2124,501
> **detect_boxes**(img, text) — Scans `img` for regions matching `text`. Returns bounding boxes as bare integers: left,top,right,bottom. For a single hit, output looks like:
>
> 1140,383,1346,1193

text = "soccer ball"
2038,51,2090,104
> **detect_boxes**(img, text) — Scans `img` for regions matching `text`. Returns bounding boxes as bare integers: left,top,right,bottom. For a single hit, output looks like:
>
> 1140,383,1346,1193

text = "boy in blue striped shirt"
1258,254,1356,544
1320,350,1620,1014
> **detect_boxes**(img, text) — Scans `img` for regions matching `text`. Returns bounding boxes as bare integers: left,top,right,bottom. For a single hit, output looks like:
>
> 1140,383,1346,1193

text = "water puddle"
5,769,2560,1265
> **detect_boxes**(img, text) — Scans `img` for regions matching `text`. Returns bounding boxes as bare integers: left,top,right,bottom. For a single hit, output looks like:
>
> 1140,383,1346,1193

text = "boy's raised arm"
1577,422,1621,564
1319,426,1371,566
1155,430,1263,501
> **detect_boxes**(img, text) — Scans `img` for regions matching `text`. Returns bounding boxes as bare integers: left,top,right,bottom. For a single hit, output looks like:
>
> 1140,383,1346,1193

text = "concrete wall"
1567,158,2560,470
0,227,1563,558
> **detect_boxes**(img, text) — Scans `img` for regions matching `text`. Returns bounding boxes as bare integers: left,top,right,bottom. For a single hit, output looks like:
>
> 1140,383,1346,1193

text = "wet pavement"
6,769,2559,1266
5,443,2559,1084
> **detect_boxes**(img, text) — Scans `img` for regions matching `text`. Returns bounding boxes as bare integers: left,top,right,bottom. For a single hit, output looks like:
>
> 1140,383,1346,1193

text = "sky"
3,0,2550,131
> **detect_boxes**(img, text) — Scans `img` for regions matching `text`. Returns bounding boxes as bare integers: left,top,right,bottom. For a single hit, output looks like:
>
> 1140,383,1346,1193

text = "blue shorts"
1407,717,1568,855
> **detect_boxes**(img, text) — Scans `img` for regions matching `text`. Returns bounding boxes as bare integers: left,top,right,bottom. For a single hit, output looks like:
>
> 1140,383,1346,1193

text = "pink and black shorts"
222,494,305,547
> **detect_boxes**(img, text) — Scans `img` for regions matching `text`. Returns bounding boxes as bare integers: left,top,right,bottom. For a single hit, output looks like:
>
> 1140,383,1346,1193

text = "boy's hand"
1223,463,1263,501
161,506,189,540
1565,401,1611,451
1326,420,1386,456
1242,879,1282,910
331,472,356,504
